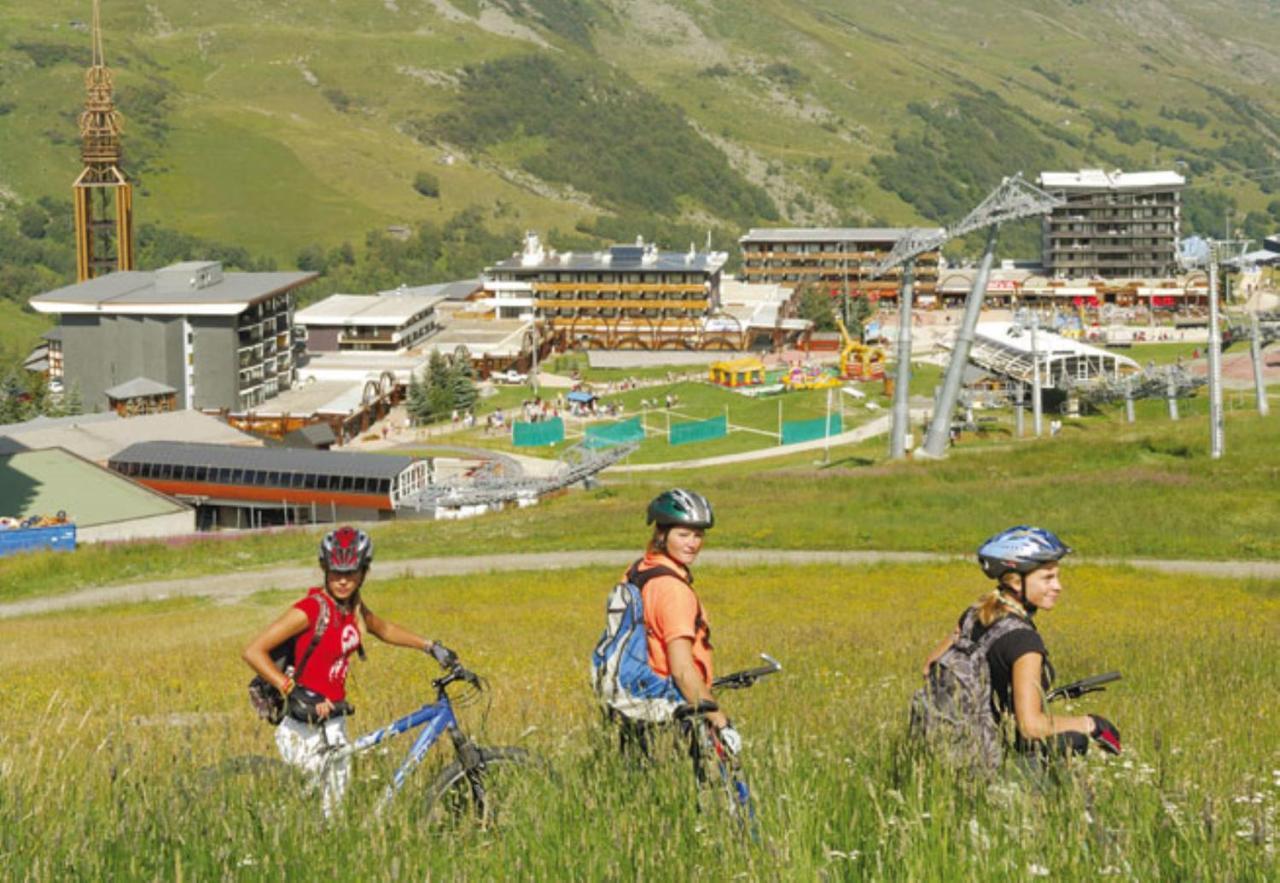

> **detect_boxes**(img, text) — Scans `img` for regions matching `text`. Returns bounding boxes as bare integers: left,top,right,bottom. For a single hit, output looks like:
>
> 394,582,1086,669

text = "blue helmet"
977,526,1071,580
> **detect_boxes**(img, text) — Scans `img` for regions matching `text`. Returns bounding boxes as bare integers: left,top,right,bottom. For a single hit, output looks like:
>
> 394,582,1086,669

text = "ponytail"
975,575,1029,627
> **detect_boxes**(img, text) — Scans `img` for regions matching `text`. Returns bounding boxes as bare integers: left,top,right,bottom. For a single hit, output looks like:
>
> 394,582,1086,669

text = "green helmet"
646,489,715,529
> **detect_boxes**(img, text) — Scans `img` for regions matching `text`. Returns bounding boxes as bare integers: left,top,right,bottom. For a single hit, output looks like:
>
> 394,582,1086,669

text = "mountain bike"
676,653,783,838
202,660,537,824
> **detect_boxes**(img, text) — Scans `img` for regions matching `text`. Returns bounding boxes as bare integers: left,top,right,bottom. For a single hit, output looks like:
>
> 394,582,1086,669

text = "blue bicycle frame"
321,669,473,812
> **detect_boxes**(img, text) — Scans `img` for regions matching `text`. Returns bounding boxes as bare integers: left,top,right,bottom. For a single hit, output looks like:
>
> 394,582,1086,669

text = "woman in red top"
243,526,456,816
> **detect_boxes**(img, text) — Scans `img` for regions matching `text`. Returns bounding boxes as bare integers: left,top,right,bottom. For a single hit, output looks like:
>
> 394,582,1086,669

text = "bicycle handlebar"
712,654,783,691
1046,671,1121,703
432,663,482,693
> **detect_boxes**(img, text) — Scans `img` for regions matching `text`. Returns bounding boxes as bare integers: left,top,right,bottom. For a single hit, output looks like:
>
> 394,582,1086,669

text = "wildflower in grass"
1027,862,1051,876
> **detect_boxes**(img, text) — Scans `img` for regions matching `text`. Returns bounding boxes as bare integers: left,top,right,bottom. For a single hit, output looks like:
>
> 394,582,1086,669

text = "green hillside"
1,0,1278,289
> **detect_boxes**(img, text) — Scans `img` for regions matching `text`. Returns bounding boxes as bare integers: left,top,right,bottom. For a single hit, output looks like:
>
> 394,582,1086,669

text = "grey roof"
41,327,64,342
0,410,259,461
109,440,414,480
740,227,940,245
104,377,178,399
30,266,317,315
0,411,120,434
283,423,338,448
488,247,727,275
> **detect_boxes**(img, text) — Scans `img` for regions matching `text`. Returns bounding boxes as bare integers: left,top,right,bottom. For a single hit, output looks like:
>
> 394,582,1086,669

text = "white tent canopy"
950,322,1141,387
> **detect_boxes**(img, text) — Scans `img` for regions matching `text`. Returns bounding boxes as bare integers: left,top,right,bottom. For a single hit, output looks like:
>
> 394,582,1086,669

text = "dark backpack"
909,606,1032,770
248,599,331,725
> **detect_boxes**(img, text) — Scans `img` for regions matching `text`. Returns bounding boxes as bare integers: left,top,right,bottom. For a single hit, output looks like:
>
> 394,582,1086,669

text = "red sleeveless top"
291,588,363,702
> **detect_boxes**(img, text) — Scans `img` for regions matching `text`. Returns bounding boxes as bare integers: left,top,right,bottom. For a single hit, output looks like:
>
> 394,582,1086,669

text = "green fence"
513,417,565,447
584,416,645,449
669,415,728,446
780,413,842,445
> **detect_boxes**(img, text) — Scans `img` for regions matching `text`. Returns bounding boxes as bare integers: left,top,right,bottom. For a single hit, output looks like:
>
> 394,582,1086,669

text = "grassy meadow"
2,401,1277,604
2,562,1276,878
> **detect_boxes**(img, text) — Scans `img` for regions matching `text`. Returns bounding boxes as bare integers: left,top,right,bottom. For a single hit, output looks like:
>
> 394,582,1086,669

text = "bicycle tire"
422,746,536,827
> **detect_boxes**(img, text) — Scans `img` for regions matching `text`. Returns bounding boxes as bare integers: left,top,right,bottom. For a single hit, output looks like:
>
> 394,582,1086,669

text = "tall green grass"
1,563,1275,877
1,405,1276,604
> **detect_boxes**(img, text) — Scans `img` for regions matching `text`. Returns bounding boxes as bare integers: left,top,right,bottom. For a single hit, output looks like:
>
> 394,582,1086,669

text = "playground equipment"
834,314,886,381
781,362,841,391
708,357,767,388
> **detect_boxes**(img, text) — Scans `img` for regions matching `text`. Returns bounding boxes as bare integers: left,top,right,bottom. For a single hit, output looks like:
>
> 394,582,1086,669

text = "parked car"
493,368,528,384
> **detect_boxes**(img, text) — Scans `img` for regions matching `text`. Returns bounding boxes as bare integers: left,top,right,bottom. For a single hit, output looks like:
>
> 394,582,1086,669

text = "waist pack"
248,598,330,725
591,561,685,723
909,606,1031,770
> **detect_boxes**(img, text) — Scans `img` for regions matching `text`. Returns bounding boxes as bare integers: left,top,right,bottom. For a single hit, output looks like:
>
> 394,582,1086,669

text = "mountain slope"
1,0,1278,271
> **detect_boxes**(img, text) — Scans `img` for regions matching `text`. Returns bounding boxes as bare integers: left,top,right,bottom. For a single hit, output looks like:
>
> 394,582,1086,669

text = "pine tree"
423,349,452,423
405,368,428,425
62,382,84,417
448,347,478,413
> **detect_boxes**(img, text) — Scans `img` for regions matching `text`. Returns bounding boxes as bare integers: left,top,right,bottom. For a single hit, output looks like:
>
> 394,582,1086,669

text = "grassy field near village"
1,401,1276,604
1,561,1276,878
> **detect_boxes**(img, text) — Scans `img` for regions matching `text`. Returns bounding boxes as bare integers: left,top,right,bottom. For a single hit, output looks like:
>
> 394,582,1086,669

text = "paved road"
2,549,1276,620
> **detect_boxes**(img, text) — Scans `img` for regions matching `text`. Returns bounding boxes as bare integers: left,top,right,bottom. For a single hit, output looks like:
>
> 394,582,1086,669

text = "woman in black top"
923,526,1122,757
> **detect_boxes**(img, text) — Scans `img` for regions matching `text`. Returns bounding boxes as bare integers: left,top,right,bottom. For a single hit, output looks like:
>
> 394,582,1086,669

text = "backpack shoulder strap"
293,594,331,681
975,609,1032,653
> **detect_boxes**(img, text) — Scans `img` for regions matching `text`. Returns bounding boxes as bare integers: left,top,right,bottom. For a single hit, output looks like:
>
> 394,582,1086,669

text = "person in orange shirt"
627,489,741,757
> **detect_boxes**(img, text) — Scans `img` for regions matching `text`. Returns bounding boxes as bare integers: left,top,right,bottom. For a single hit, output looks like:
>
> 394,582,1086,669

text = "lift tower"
72,0,134,282
871,175,1062,458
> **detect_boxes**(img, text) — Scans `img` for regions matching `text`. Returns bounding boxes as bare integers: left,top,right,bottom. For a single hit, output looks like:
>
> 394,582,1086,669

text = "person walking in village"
243,527,458,816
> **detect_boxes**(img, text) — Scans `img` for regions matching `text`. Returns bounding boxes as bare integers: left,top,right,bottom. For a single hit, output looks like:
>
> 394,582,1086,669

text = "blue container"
0,524,77,558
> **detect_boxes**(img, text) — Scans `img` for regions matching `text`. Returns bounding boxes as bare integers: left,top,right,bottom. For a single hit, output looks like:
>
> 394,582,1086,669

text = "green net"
584,416,645,449
780,413,842,445
512,417,565,447
669,415,728,446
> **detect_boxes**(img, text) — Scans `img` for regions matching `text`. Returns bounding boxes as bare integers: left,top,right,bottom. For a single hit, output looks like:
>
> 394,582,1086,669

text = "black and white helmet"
646,489,715,530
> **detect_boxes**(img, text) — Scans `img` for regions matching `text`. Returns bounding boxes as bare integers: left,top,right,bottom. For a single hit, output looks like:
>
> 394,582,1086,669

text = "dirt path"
2,550,1276,620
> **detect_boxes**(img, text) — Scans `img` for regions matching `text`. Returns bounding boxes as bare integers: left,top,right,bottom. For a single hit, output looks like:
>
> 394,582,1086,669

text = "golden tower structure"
73,0,134,282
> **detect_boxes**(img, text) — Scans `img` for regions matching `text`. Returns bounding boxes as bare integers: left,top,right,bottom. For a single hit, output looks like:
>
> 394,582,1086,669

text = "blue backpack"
591,561,686,722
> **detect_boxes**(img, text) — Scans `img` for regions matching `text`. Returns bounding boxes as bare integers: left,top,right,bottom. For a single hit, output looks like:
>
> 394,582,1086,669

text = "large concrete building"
29,261,316,413
1037,170,1185,280
738,228,943,304
484,233,730,350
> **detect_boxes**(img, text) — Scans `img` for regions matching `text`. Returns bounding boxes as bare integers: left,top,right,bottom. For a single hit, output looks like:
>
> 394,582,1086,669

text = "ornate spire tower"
73,0,134,282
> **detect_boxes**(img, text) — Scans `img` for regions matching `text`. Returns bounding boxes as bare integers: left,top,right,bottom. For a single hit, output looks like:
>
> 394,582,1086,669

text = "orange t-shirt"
633,551,714,687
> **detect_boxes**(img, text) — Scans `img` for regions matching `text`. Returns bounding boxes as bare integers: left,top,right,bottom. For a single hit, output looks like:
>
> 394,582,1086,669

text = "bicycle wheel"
422,746,537,827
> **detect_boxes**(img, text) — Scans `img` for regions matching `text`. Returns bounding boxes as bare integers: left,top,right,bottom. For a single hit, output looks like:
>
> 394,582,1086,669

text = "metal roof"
956,322,1140,385
1037,170,1185,190
108,440,414,480
294,291,445,327
0,447,188,526
40,327,64,342
739,227,941,244
29,265,317,317
104,377,178,399
249,380,370,417
0,410,260,461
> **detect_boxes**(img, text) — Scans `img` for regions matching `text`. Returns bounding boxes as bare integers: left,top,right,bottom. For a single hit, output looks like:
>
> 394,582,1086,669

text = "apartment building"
29,261,316,412
484,233,729,349
738,228,943,302
1037,170,1185,279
